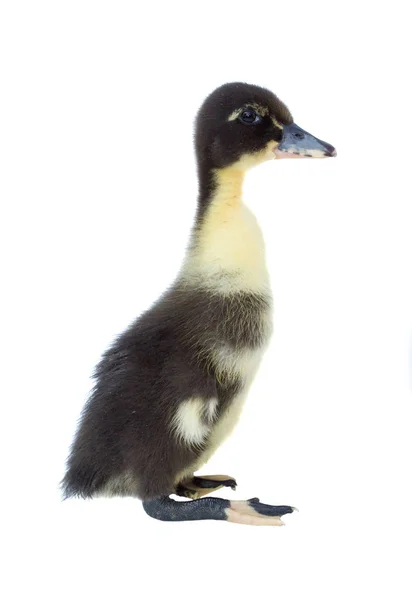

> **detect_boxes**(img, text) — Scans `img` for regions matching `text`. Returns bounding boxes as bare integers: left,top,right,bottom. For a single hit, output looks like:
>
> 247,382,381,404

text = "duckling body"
64,215,271,500
63,82,335,524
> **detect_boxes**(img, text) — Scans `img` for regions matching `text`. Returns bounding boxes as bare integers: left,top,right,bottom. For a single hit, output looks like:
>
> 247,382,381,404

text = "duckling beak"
275,123,336,159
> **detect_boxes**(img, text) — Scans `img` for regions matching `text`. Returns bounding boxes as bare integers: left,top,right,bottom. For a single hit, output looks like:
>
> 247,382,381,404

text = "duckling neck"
182,167,271,295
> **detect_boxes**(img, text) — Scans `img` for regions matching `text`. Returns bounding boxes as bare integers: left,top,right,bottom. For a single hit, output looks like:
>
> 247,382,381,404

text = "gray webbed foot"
143,495,296,526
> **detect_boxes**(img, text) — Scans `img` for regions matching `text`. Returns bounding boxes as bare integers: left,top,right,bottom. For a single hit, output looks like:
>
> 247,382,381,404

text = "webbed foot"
143,495,296,525
226,498,296,526
176,474,237,499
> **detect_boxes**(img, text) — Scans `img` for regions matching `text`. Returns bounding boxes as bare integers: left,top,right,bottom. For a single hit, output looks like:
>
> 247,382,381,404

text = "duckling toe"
226,498,296,525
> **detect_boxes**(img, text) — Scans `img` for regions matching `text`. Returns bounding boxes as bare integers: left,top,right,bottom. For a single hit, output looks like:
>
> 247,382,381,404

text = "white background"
1,1,411,598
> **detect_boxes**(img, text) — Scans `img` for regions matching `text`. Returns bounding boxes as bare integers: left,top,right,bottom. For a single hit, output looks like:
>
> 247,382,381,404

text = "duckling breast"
176,288,273,475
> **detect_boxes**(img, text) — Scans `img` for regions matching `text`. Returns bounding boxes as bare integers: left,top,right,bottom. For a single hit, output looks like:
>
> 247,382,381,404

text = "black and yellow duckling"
62,82,336,526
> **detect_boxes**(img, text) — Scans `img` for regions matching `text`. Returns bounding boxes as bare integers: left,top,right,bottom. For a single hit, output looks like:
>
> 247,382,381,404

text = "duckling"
62,82,336,526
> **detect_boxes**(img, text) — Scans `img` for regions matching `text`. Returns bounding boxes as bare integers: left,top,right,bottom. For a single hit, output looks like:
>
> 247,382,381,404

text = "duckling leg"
143,496,295,525
176,474,237,499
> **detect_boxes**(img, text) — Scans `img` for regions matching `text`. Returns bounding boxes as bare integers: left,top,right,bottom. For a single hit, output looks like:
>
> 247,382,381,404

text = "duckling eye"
239,110,261,125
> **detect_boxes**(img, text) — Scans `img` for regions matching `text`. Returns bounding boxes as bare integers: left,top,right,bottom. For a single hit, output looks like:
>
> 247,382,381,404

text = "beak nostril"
293,132,305,140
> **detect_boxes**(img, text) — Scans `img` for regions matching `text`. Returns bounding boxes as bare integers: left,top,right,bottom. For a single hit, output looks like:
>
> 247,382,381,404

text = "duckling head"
195,82,336,174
